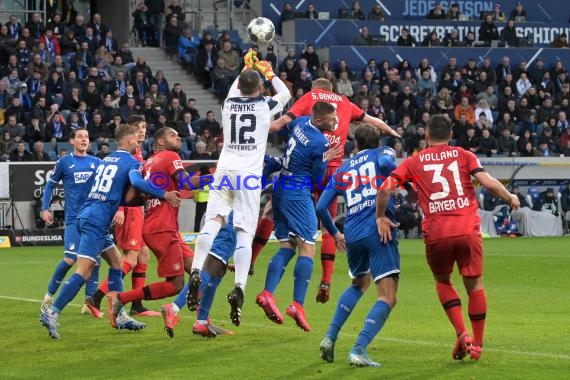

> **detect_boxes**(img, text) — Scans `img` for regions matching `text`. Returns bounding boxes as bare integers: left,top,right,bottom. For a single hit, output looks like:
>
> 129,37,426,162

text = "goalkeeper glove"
254,60,275,81
243,48,258,71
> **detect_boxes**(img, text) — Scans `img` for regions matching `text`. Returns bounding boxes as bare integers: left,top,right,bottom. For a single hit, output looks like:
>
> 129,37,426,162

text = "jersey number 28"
91,164,118,193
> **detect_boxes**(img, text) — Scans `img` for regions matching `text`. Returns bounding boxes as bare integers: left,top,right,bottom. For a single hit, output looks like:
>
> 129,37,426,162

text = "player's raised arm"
362,114,401,138
474,172,520,209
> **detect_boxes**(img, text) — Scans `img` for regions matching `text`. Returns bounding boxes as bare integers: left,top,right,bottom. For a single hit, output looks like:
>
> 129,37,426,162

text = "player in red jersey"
108,126,203,330
87,115,157,316
376,115,519,361
266,78,399,303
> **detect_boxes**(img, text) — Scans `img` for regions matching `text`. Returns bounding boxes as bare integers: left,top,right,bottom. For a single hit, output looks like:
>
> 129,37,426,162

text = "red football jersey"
133,146,144,162
287,89,364,166
391,145,484,243
142,150,184,234
119,147,145,212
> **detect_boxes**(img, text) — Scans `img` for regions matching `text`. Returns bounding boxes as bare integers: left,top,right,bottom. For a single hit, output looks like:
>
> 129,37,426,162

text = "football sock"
98,261,133,294
119,282,178,304
173,282,189,312
234,230,253,291
320,233,336,283
47,260,73,296
108,268,124,292
198,271,221,321
91,289,104,308
293,256,314,306
468,288,487,346
192,220,222,271
84,264,100,298
264,247,296,294
436,281,467,336
52,273,85,314
130,263,148,310
251,218,274,264
132,263,147,289
326,285,363,341
354,300,392,349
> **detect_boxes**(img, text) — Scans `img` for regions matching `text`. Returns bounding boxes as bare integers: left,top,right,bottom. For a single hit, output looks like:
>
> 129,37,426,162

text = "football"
247,17,275,44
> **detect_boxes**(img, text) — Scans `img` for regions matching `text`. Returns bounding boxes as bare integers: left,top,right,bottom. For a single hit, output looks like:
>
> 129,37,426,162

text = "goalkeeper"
186,49,292,327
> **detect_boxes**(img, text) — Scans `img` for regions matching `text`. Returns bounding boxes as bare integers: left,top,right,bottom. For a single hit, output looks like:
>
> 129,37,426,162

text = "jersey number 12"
230,114,256,144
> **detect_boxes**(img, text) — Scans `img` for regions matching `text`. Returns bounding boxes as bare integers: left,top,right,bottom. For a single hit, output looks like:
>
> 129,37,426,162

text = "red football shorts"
425,234,483,277
143,231,193,278
115,207,145,251
314,165,340,219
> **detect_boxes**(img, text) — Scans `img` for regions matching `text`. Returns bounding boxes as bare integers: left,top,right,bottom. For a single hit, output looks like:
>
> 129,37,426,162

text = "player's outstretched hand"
112,210,125,226
333,232,346,252
253,60,275,81
377,216,398,243
41,210,53,225
164,191,181,208
243,48,258,70
324,144,343,162
508,193,520,210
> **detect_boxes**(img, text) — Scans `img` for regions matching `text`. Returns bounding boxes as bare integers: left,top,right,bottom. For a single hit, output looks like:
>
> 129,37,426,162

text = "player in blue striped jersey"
316,124,400,367
40,124,181,339
40,129,102,316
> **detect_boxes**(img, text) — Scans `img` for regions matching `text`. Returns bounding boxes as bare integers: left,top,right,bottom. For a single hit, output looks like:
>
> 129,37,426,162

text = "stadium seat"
478,188,487,209
526,186,540,209
108,140,118,152
56,142,73,154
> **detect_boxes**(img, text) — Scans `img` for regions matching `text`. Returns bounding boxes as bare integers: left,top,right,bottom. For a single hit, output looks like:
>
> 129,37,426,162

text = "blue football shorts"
347,231,400,281
273,195,318,244
76,217,115,264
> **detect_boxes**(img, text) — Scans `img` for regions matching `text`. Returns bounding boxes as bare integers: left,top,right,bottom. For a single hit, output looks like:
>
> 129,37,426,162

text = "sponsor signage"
8,161,217,202
8,229,64,247
263,1,564,23
0,236,11,248
296,19,570,49
8,163,63,202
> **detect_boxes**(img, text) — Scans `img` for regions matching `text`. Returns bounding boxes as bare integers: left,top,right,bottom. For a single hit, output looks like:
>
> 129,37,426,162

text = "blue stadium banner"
263,1,564,24
294,19,570,49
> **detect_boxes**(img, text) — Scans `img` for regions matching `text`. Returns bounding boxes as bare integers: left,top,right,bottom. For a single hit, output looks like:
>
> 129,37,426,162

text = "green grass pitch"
0,237,569,379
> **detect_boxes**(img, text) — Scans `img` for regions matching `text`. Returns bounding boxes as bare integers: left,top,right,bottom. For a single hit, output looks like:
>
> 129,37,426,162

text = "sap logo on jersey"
74,171,93,183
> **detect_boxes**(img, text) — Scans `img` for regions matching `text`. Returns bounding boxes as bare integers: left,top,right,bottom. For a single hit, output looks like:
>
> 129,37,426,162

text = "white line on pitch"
4,295,569,361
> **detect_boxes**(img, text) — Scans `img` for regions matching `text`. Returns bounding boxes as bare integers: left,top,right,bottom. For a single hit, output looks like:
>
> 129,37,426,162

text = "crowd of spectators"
276,42,570,157
0,5,227,162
